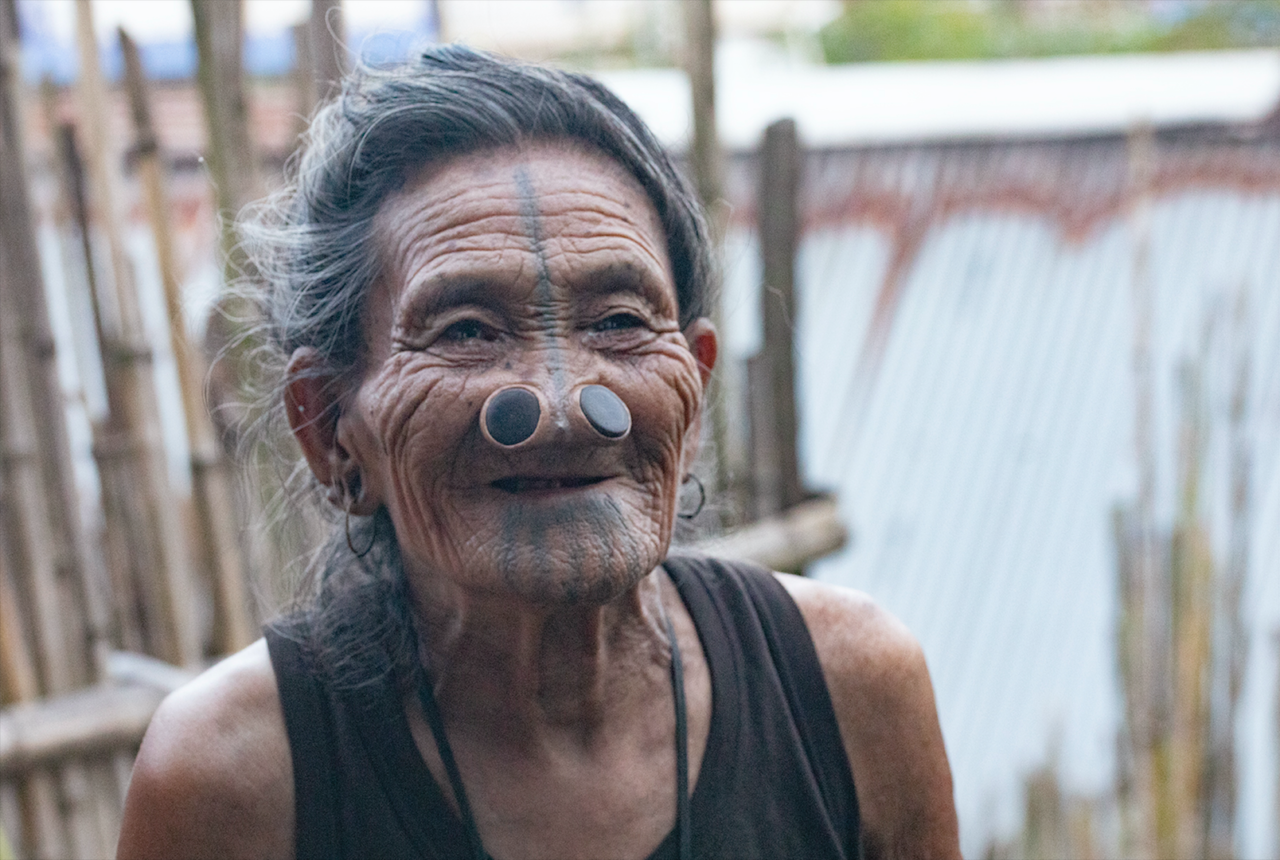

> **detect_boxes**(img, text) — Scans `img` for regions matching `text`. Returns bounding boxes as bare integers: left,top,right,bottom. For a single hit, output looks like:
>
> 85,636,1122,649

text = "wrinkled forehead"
370,140,674,306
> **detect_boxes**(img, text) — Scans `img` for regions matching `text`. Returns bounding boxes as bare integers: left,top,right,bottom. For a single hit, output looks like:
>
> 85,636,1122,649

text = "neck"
406,564,673,745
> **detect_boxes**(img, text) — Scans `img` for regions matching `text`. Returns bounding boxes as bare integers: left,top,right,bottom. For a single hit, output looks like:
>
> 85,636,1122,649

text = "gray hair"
243,46,713,686
245,44,712,391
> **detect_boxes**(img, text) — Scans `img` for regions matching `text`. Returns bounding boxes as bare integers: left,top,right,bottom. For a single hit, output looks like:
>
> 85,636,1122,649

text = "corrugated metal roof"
718,136,1280,856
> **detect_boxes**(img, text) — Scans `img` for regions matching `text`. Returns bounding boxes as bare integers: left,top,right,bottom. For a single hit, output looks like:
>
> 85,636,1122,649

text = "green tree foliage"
820,0,1280,64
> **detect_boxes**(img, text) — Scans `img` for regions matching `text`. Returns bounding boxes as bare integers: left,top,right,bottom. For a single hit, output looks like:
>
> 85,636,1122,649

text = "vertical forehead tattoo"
513,166,568,412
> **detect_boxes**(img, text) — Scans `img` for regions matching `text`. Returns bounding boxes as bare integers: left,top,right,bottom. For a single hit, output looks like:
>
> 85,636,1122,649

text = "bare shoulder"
116,639,294,860
775,574,961,860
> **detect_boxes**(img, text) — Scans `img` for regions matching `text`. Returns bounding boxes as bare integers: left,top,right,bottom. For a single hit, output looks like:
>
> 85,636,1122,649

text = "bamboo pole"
0,562,40,707
54,122,148,657
0,184,72,860
291,21,317,137
2,76,107,696
687,494,846,574
37,80,131,668
119,28,254,654
1170,355,1213,860
0,550,61,860
190,0,259,271
680,0,739,526
308,0,346,104
73,0,201,668
756,118,804,518
1202,288,1252,860
2,5,126,855
1123,122,1168,860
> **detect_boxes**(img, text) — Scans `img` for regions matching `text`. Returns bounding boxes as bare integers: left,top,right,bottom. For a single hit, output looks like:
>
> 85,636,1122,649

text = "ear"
285,348,377,513
683,317,718,389
679,317,719,474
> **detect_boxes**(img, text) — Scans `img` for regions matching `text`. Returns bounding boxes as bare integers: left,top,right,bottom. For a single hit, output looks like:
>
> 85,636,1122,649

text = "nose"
480,384,631,448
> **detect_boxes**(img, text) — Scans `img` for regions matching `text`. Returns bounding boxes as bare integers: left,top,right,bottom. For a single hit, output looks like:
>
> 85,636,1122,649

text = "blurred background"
1,1,1277,858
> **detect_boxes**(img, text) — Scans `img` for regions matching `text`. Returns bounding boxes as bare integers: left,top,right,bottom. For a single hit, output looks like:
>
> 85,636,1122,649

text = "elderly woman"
117,47,958,860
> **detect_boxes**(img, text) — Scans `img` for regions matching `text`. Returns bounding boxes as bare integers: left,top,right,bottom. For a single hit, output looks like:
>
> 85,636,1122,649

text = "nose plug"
480,384,631,448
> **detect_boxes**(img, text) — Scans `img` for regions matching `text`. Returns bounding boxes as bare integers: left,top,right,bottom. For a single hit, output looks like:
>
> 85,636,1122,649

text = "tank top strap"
265,624,343,860
663,554,860,858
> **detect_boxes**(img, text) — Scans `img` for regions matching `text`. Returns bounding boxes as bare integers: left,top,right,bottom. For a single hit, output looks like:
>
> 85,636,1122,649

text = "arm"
777,575,961,860
116,640,294,860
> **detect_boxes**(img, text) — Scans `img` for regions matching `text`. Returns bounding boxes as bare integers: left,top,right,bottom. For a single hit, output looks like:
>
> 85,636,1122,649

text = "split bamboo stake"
119,28,254,654
73,0,201,668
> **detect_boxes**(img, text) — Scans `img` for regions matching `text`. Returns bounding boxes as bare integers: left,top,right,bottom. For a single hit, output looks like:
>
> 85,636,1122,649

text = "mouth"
490,475,610,494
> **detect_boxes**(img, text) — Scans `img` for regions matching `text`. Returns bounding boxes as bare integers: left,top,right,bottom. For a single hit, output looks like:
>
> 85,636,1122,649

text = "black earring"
677,473,706,520
343,474,376,558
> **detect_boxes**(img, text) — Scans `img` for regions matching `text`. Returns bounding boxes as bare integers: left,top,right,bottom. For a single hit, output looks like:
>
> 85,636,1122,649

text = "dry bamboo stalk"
52,122,148,658
2,67,106,695
757,118,805,517
0,782,22,858
119,28,254,654
291,22,317,136
1124,122,1167,860
686,494,847,574
0,74,76,714
1201,289,1253,860
0,562,39,706
191,0,260,264
0,531,59,860
309,0,346,104
1170,357,1213,860
73,0,201,668
36,80,119,683
17,774,65,860
680,0,737,523
1,104,115,860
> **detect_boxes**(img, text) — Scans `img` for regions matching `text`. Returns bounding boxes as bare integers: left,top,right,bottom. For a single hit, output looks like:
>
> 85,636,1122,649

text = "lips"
490,475,608,493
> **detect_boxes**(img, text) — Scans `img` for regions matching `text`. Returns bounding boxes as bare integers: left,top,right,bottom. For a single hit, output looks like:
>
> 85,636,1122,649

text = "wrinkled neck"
407,565,673,745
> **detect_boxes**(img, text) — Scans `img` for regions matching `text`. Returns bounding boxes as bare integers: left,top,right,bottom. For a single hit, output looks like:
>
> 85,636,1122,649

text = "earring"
342,474,376,558
677,473,706,520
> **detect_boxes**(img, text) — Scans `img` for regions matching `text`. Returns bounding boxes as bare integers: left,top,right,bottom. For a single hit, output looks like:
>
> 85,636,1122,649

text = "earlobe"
285,348,365,509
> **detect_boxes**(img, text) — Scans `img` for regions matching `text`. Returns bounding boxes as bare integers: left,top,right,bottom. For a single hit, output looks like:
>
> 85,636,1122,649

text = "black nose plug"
482,386,542,447
578,385,630,439
480,384,632,448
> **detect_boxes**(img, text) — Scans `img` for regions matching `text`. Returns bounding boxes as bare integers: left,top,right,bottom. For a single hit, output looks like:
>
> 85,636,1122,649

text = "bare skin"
117,142,959,860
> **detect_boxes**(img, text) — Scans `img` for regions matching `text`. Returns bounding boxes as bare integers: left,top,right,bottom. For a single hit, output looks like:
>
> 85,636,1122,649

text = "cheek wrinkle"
514,167,568,409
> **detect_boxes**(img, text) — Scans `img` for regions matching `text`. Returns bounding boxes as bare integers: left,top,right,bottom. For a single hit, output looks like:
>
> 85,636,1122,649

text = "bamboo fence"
0,1,271,855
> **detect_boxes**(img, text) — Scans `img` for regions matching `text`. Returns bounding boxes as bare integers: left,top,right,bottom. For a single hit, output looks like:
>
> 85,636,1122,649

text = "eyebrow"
399,263,674,321
397,275,513,325
569,262,674,312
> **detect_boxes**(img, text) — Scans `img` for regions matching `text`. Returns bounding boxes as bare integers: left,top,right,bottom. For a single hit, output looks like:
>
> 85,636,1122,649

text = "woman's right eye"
440,319,498,343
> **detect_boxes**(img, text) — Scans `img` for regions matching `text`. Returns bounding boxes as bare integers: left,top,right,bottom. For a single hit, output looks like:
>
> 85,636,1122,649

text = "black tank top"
266,555,860,860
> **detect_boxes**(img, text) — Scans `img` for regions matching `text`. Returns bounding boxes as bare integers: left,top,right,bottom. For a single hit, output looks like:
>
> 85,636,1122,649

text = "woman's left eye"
592,313,645,332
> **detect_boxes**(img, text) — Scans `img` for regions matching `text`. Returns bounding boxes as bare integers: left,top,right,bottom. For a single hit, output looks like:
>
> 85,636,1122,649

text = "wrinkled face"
337,142,711,605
